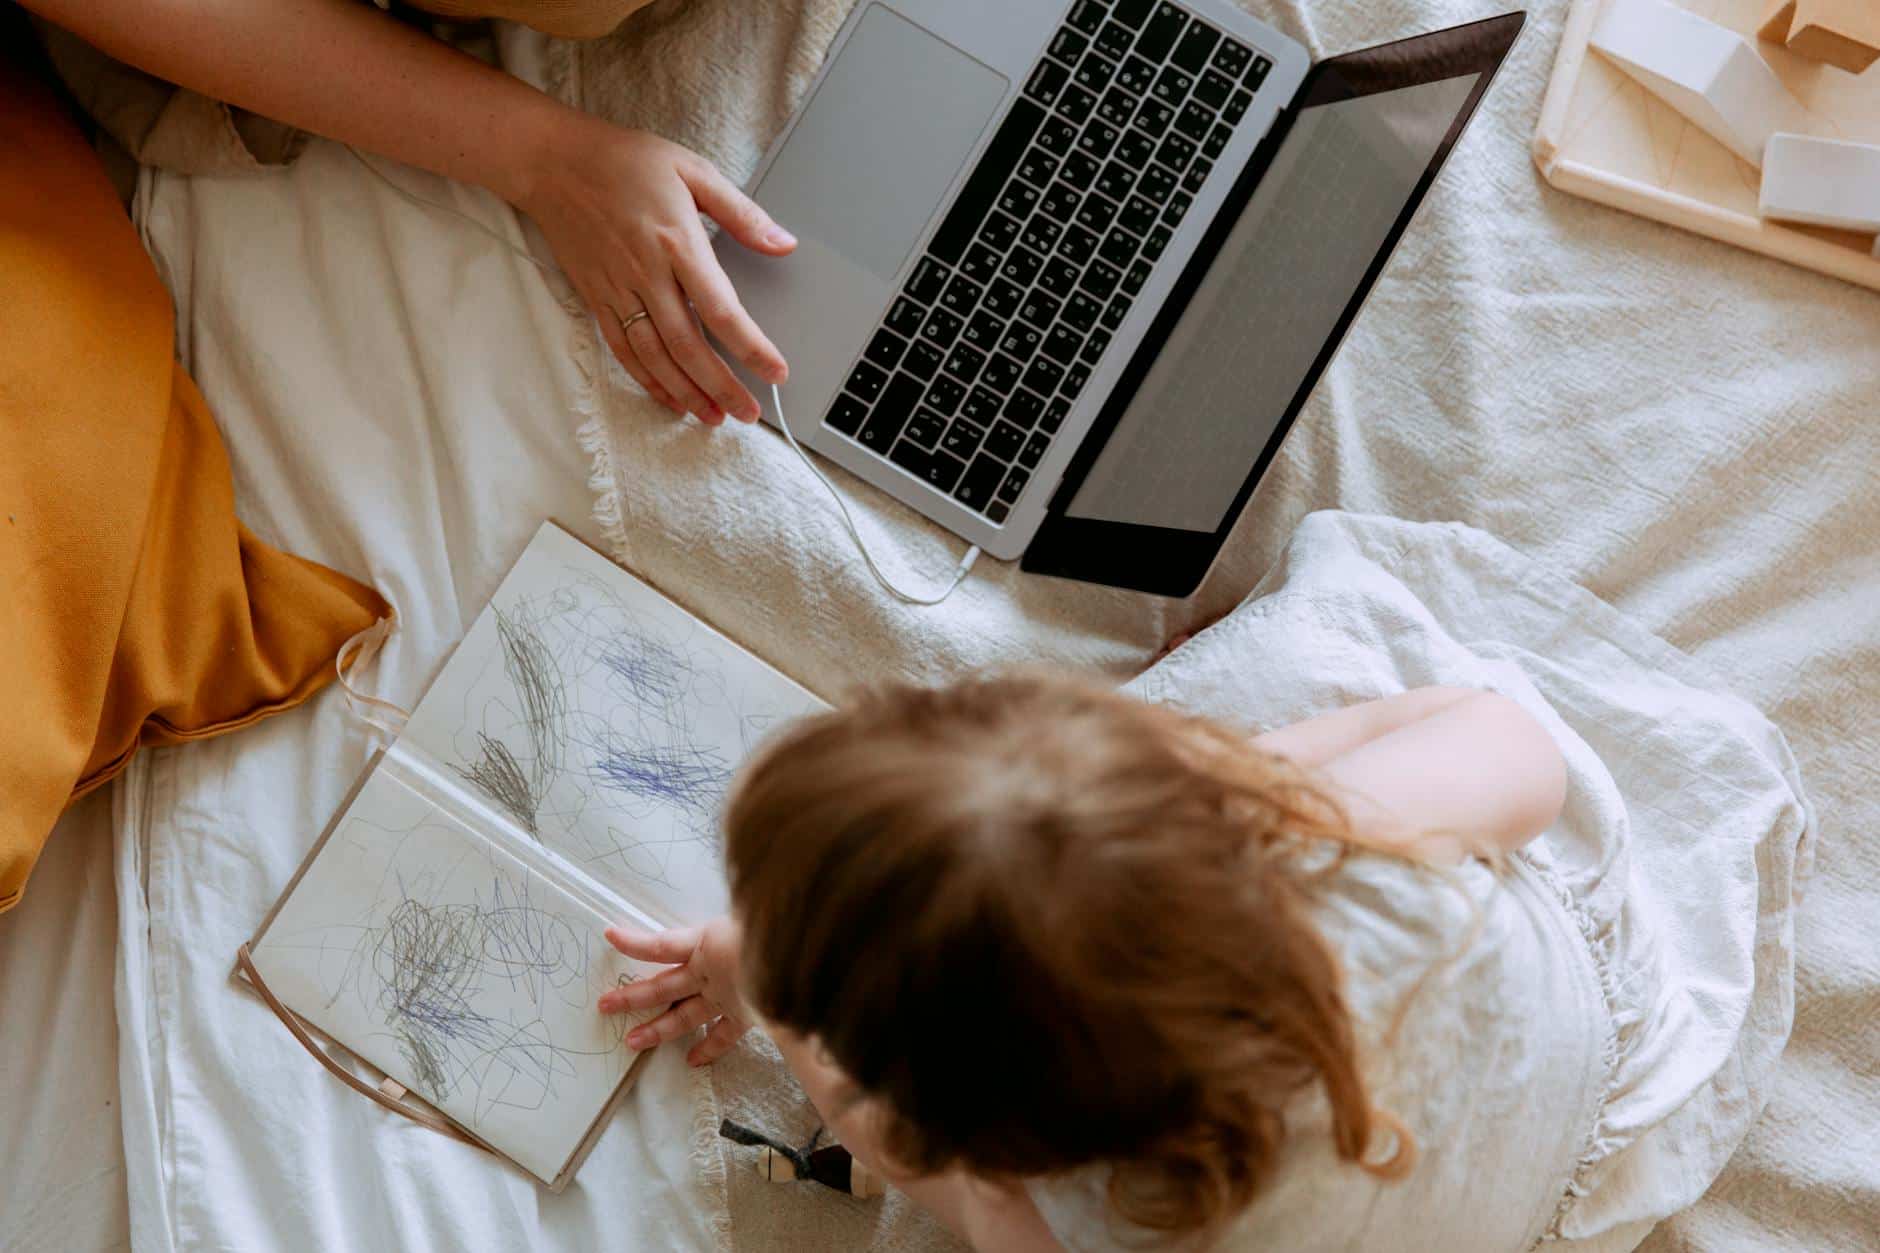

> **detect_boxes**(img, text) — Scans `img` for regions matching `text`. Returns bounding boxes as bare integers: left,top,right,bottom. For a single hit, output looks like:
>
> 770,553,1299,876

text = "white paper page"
399,523,828,923
249,769,654,1184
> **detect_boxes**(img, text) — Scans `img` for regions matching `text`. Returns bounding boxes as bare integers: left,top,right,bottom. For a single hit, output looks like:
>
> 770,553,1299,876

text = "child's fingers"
597,965,699,1014
686,1016,749,1068
605,924,700,964
625,995,717,1050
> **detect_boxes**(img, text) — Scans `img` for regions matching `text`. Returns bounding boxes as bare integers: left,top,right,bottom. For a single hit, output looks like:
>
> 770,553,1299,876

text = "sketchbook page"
398,522,828,925
248,768,657,1185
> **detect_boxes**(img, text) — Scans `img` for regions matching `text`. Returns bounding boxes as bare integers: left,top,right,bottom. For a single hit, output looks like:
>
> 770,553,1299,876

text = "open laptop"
716,3,1524,597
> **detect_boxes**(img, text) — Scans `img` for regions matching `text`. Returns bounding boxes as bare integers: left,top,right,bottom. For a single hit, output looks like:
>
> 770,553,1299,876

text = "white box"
1591,0,1805,167
1760,132,1880,232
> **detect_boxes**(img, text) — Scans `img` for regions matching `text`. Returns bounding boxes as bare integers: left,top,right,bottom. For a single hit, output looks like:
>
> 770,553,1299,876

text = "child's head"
725,675,1409,1238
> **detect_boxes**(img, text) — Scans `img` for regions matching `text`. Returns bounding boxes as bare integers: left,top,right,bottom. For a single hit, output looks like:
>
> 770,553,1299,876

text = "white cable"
347,147,981,606
769,384,981,606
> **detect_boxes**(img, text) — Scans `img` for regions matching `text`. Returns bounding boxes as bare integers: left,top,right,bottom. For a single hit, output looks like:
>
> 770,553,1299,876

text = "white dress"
1030,513,1812,1253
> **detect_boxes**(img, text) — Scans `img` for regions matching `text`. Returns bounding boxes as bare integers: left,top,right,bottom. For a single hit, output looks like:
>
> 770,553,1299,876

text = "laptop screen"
1062,71,1481,534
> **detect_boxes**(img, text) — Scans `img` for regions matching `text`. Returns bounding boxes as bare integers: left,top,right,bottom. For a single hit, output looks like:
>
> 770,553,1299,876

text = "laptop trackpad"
755,5,1007,282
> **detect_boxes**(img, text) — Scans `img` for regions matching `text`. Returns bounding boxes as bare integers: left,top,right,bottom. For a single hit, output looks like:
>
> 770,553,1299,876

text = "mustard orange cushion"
0,44,388,914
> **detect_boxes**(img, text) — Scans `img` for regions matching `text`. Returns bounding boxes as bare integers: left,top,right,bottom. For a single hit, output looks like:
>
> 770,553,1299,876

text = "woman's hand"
599,916,751,1066
515,116,797,426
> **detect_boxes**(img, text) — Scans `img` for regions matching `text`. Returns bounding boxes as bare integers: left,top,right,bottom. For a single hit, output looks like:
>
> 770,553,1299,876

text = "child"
601,674,1580,1251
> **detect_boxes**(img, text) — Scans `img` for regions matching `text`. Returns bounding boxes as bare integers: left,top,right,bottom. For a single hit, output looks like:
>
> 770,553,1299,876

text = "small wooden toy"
1759,132,1880,230
719,1119,886,1200
1760,0,1880,75
1591,0,1806,165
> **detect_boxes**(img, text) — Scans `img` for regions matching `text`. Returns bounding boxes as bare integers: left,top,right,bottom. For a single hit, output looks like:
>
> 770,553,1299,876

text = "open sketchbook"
242,522,827,1190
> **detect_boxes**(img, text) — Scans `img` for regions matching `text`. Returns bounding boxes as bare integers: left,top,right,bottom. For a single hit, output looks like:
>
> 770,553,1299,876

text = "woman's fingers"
604,924,701,964
684,161,797,257
673,242,788,393
643,278,759,423
625,995,718,1050
597,964,700,1014
592,299,681,416
623,297,726,425
686,1016,749,1068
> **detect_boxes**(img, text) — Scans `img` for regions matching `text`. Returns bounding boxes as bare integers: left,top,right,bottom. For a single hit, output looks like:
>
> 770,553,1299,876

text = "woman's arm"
25,0,795,425
1252,686,1479,767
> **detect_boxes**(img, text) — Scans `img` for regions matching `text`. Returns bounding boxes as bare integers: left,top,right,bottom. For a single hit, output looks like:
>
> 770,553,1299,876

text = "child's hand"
599,916,751,1066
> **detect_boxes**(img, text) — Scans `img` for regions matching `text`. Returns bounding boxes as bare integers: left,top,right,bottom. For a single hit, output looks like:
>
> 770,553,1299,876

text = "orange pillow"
0,43,388,914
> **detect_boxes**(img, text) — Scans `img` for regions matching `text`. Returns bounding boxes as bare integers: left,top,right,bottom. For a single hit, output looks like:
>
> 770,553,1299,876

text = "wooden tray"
1534,0,1880,290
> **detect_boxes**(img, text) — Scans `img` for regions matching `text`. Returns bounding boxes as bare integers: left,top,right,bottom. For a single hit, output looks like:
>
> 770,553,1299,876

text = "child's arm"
1293,689,1568,859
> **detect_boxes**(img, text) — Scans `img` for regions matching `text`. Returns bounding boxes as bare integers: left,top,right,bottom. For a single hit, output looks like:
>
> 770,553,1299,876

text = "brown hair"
724,674,1412,1241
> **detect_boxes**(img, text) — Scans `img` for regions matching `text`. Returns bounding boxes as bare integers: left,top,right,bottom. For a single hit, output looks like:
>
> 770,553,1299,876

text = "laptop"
716,2,1524,597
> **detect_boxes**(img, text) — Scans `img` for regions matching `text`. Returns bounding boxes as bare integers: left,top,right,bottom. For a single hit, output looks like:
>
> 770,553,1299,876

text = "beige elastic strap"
236,943,488,1152
335,615,411,738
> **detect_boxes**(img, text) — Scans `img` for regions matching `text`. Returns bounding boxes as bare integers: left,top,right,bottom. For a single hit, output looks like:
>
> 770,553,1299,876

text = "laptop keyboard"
823,0,1272,525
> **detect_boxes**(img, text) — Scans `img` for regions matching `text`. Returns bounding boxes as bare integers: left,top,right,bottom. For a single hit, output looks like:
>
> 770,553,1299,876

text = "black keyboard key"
945,342,987,383
1095,161,1137,202
1182,157,1213,195
1211,38,1252,80
1049,27,1090,67
1099,226,1138,267
955,452,1008,511
1113,0,1153,27
1078,120,1120,161
1116,55,1157,96
1203,121,1233,160
984,277,1025,319
1245,55,1272,91
981,210,1021,252
847,360,888,403
962,386,1003,425
860,371,922,450
1138,4,1188,62
1072,55,1115,97
999,463,1032,503
892,441,968,493
984,420,1026,461
962,309,1004,351
1139,164,1178,204
856,409,898,453
929,99,1044,264
1163,190,1193,228
960,241,1004,283
981,353,1024,395
1019,146,1060,188
1157,132,1197,171
1043,325,1084,365
1098,86,1136,128
905,407,947,449
1176,101,1213,143
1038,114,1079,156
1038,255,1083,298
903,339,944,381
1018,430,1051,470
1172,22,1220,74
942,420,986,460
1025,356,1066,398
1025,58,1070,108
1117,129,1156,168
826,393,868,435
1042,397,1071,433
1064,291,1103,333
1075,194,1119,234
1020,214,1064,255
940,274,982,316
1122,260,1151,297
1094,20,1134,60
885,297,925,338
1143,224,1172,261
921,306,964,349
1194,68,1234,110
1152,66,1194,107
1003,388,1045,429
1067,0,1107,36
1079,327,1113,363
1224,88,1253,125
1017,300,1061,343
1040,182,1081,223
1134,97,1176,137
908,257,949,304
1001,244,1045,287
998,182,1041,222
865,328,907,371
1120,194,1159,235
1102,295,1130,332
1080,257,1123,299
1061,222,1101,263
1059,82,1100,125
1061,362,1093,399
927,375,966,416
1061,150,1102,190
1000,322,1043,362
986,497,1011,525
